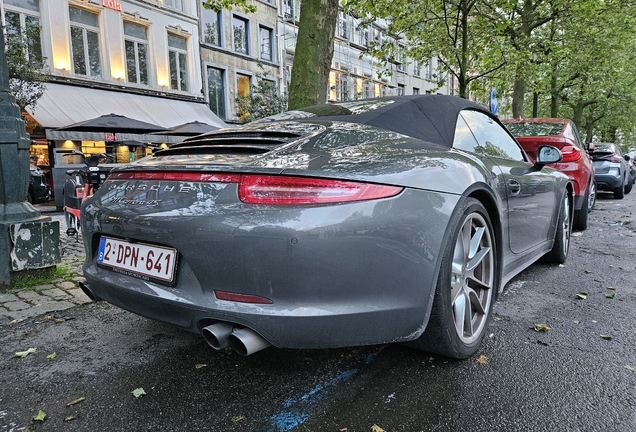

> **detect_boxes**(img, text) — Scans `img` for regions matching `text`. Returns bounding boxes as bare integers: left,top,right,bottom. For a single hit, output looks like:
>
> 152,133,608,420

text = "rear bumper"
81,188,458,349
595,174,623,190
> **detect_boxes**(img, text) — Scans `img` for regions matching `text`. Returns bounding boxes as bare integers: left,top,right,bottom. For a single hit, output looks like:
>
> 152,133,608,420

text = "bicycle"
63,152,113,240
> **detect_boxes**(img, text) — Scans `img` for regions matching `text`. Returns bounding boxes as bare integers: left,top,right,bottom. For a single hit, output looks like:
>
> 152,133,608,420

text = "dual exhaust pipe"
79,283,270,356
202,322,271,356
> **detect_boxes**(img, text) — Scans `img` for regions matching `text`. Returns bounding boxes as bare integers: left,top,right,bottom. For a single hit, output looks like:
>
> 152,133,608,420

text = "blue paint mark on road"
268,347,384,431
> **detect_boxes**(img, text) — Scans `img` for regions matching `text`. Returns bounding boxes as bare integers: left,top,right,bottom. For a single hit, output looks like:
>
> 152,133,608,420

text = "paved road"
1,192,635,431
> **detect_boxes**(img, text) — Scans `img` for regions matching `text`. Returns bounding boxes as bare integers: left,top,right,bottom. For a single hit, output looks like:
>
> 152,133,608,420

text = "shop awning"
27,83,227,131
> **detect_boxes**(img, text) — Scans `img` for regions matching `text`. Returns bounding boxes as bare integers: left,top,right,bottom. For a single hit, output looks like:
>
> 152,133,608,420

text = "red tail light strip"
215,290,273,304
109,171,240,183
107,172,403,204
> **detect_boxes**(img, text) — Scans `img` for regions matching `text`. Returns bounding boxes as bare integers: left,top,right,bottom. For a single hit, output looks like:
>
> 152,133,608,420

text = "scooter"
63,152,112,240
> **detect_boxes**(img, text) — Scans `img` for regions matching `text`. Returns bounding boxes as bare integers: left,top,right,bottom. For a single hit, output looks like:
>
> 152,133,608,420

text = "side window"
460,110,526,161
452,114,480,153
571,123,585,149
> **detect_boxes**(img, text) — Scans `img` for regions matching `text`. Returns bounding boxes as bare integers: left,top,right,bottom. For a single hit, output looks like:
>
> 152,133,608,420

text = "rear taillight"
238,174,403,204
609,155,623,163
559,145,581,163
108,171,403,205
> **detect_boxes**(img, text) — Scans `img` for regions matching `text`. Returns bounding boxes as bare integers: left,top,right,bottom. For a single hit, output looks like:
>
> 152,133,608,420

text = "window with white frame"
124,21,148,85
338,11,349,40
363,81,374,99
425,61,432,79
259,25,273,62
3,0,42,64
413,87,420,95
69,6,101,77
163,0,183,11
397,84,405,96
201,3,222,46
207,66,227,119
413,61,420,76
232,16,249,54
336,72,349,101
168,33,188,91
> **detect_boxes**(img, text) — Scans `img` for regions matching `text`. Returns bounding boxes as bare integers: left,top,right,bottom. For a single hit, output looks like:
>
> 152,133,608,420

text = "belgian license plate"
97,237,178,283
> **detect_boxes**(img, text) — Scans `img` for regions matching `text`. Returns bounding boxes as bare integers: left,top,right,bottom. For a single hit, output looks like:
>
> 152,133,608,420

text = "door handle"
508,180,521,196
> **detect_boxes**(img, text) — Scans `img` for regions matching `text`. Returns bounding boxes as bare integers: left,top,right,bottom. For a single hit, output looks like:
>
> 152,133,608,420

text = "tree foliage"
5,22,49,111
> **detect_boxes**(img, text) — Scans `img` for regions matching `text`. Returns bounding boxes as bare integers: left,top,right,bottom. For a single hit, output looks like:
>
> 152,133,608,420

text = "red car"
503,118,595,231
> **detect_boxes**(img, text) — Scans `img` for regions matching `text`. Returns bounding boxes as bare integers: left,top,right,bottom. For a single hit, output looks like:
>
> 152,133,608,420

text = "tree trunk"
549,63,559,117
287,0,339,110
512,67,526,118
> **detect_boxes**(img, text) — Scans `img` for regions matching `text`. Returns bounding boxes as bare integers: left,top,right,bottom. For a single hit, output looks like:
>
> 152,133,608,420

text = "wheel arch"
465,187,504,298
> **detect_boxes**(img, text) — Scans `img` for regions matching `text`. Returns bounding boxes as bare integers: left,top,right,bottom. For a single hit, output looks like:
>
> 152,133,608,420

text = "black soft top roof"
293,95,491,147
184,95,492,148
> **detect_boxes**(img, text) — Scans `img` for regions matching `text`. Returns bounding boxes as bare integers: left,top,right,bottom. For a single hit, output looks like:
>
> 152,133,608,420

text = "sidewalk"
0,211,92,325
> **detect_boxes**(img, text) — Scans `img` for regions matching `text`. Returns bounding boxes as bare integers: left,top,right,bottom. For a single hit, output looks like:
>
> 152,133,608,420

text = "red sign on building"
102,0,122,12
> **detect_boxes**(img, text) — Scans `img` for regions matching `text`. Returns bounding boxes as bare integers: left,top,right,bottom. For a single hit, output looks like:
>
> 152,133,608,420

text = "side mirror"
624,154,630,161
536,145,563,165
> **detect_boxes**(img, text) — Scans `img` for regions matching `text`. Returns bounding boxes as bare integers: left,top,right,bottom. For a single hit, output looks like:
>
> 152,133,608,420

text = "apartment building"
1,0,226,162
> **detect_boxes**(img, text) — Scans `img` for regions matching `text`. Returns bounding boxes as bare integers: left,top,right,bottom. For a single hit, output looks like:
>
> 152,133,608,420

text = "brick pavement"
0,212,92,324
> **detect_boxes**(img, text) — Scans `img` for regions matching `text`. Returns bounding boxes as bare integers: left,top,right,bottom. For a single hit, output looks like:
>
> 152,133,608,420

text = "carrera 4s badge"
108,197,161,206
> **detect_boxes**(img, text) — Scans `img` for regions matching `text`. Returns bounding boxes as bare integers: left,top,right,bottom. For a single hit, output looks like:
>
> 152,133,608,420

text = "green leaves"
13,348,36,358
33,410,46,422
132,388,146,398
533,323,551,332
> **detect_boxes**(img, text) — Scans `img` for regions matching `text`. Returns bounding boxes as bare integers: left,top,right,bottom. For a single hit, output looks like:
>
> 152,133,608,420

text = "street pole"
0,32,60,289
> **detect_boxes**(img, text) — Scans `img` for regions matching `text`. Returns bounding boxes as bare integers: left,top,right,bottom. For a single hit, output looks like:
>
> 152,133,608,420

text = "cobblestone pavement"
0,212,91,325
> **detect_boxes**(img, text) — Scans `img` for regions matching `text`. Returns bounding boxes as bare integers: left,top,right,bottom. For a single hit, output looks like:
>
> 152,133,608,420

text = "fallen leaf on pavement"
573,320,580,324
371,425,386,432
231,415,246,423
13,348,36,358
67,397,85,407
533,323,550,332
195,363,207,369
64,416,77,422
132,388,146,398
606,293,615,299
33,410,46,422
576,293,587,300
600,335,612,340
583,270,592,274
493,317,502,321
607,286,617,291
558,264,566,268
625,365,635,372
476,354,488,364
46,352,57,359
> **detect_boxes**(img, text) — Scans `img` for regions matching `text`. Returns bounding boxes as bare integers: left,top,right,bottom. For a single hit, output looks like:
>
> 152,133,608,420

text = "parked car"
79,95,573,360
592,142,632,199
29,164,52,204
503,118,595,231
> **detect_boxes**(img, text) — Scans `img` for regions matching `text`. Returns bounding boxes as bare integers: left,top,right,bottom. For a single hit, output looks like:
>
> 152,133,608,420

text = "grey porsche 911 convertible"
80,95,573,359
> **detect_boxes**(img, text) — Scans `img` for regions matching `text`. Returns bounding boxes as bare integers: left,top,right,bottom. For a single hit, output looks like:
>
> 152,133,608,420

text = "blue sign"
489,89,499,115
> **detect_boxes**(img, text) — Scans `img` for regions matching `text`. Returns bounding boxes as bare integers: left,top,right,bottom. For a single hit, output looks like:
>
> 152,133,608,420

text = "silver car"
79,96,572,359
592,142,632,199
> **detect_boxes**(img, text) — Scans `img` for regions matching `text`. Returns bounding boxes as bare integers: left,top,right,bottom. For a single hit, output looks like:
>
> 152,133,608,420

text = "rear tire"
543,193,571,264
625,178,632,195
410,198,497,359
614,184,625,199
573,188,589,231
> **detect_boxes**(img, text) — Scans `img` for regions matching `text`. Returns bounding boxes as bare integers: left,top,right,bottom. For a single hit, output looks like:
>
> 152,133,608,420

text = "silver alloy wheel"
588,182,596,210
560,195,571,254
450,212,494,345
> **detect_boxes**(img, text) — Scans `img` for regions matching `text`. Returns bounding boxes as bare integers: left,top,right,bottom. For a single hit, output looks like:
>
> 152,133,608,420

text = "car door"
459,110,559,254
